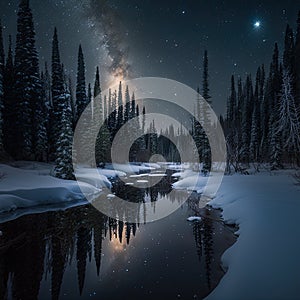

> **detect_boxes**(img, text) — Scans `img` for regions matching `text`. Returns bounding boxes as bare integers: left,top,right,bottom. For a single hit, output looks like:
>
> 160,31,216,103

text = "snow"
0,164,101,214
0,162,161,218
105,163,157,174
172,171,208,193
187,216,202,222
198,170,300,300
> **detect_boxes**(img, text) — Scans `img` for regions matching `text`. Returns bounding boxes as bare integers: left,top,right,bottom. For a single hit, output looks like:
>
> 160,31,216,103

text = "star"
254,21,261,28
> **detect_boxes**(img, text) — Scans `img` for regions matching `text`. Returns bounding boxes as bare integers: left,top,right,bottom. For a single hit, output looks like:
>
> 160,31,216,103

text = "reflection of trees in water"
189,196,215,290
0,205,143,300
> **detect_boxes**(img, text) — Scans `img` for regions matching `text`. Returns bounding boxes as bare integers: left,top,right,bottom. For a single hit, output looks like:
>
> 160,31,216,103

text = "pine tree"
93,68,110,165
201,50,212,174
3,35,15,156
250,67,262,163
40,63,51,161
50,28,65,161
240,75,253,164
278,70,300,165
51,29,74,179
76,45,86,122
117,81,123,128
283,24,295,76
93,66,101,98
14,0,42,160
295,11,300,108
235,77,244,162
0,20,4,154
34,70,48,162
202,50,211,105
124,85,131,123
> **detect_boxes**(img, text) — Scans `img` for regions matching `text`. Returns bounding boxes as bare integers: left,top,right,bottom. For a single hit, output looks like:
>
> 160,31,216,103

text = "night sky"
0,0,299,114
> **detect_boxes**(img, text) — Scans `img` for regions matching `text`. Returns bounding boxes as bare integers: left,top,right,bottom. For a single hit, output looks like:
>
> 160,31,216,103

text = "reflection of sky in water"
0,178,235,300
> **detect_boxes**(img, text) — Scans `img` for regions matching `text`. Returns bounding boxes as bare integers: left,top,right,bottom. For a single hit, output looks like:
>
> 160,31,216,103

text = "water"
0,171,236,300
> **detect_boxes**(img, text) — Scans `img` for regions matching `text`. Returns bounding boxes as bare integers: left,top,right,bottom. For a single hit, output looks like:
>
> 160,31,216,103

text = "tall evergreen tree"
283,24,295,76
278,70,300,165
34,70,48,162
50,27,65,161
51,29,74,179
14,0,41,160
93,66,101,98
0,20,4,154
124,85,131,123
201,50,212,174
76,45,86,121
117,81,123,128
295,11,300,107
250,67,262,163
3,35,15,156
240,75,253,164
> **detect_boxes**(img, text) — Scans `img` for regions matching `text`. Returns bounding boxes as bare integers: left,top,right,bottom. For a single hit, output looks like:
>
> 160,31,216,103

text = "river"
0,169,236,300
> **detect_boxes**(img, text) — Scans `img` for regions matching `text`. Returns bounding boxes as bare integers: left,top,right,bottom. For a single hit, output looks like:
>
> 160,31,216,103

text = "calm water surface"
0,172,236,300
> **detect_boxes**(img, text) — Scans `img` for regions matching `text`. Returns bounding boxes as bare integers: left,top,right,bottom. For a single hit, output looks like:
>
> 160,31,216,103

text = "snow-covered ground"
0,162,162,217
174,168,300,300
0,163,101,214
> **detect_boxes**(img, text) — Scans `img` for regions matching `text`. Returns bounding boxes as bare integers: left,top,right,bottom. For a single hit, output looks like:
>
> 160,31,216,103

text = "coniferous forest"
1,2,299,181
1,1,300,300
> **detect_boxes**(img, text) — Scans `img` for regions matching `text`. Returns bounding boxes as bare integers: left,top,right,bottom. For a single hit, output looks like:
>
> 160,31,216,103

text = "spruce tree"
283,24,295,76
34,70,48,162
3,35,15,156
76,45,87,121
0,20,4,154
117,81,123,128
14,0,41,160
295,11,300,108
93,66,101,98
124,85,131,123
226,75,237,167
201,50,212,174
51,28,74,179
50,28,65,161
278,70,300,165
240,75,253,164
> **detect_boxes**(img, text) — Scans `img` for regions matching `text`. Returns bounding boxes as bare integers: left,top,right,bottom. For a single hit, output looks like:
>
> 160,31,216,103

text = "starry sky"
0,0,299,114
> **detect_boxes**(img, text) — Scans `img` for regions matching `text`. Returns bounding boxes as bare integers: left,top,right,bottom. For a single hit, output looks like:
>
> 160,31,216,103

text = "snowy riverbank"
0,161,158,215
173,168,300,300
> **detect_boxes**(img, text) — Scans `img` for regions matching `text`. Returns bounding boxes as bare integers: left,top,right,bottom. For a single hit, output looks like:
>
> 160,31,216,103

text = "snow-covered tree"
201,50,212,174
0,20,4,154
34,70,48,162
295,11,300,109
76,45,86,122
51,29,74,179
278,70,300,165
250,67,262,163
3,35,15,156
117,81,123,128
14,0,42,160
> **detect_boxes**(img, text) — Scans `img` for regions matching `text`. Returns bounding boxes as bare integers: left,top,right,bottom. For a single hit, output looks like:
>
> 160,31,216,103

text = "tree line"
0,0,163,180
222,12,300,172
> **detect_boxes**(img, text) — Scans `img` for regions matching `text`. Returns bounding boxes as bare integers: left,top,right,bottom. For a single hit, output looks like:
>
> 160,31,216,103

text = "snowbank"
205,171,300,300
105,163,158,174
0,162,110,213
172,171,208,193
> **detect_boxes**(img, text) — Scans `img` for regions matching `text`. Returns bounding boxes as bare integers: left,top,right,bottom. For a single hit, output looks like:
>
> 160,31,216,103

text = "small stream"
0,169,236,300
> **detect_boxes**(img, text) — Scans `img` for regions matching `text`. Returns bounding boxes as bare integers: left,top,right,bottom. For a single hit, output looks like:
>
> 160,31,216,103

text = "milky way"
84,0,132,79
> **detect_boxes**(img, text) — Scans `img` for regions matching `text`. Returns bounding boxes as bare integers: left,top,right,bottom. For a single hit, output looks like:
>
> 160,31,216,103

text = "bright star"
254,21,261,28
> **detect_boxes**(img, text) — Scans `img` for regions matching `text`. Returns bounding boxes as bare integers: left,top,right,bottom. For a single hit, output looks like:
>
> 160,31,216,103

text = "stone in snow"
187,216,202,222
